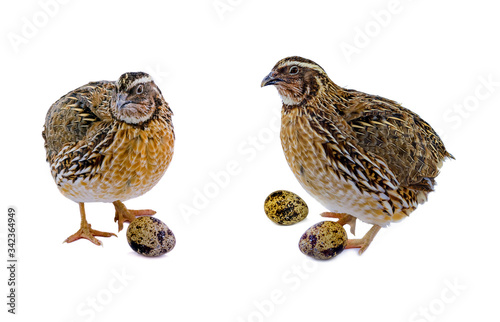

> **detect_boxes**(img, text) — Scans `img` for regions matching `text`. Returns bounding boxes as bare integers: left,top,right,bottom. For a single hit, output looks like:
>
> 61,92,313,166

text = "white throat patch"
280,94,300,106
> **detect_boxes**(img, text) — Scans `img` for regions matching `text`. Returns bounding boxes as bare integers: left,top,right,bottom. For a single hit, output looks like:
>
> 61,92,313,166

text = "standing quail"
43,72,174,245
261,56,454,254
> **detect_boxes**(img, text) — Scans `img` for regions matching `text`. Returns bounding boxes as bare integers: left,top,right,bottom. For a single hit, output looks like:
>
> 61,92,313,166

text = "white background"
1,0,499,321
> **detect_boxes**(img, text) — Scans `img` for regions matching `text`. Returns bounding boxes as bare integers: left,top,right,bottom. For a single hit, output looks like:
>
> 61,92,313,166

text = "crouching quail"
43,72,175,245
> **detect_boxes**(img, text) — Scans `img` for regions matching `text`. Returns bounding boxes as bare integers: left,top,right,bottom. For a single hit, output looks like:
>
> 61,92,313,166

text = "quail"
261,56,454,254
43,72,174,245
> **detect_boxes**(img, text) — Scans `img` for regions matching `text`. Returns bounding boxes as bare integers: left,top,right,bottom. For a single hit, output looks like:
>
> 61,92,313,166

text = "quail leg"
345,225,381,255
113,200,156,232
321,212,357,235
64,203,117,246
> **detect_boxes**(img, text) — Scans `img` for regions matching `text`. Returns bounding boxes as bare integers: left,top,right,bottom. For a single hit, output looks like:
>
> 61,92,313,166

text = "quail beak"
261,72,283,87
116,93,131,110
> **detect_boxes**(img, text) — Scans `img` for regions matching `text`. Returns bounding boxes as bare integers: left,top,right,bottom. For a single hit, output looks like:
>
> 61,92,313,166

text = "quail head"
43,72,175,245
261,56,454,254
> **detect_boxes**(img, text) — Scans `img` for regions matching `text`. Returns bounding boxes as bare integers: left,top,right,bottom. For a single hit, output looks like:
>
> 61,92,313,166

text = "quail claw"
321,212,357,235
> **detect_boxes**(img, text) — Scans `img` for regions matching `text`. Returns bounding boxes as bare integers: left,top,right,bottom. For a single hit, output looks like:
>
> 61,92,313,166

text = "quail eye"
289,66,299,75
135,84,144,95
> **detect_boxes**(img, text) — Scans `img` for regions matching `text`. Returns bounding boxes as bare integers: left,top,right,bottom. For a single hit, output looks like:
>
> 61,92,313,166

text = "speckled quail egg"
126,216,175,257
264,190,309,225
299,221,347,260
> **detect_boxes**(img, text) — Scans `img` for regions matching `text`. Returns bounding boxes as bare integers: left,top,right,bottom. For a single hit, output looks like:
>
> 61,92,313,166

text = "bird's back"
42,81,115,163
338,89,454,193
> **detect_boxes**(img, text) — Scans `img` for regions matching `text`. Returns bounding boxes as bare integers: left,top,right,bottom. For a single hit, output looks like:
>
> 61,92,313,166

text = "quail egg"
126,216,175,257
264,190,309,225
299,221,347,260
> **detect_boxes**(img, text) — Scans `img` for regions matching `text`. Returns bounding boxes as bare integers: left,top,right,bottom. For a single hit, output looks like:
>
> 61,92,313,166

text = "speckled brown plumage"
42,72,174,245
262,56,454,254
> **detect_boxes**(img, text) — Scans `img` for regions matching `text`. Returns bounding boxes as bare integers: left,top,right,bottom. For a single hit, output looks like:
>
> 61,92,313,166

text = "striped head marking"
261,56,329,105
112,72,162,125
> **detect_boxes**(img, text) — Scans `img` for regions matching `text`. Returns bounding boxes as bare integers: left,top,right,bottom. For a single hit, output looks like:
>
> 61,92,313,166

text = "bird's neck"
281,78,358,140
300,78,348,114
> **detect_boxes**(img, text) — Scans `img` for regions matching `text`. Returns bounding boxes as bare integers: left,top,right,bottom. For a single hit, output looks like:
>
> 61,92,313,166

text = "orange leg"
321,212,357,235
346,225,381,255
321,212,381,255
64,203,117,246
113,200,156,232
